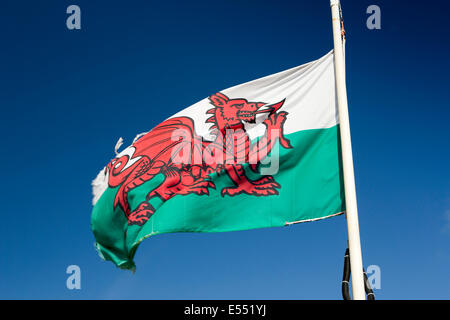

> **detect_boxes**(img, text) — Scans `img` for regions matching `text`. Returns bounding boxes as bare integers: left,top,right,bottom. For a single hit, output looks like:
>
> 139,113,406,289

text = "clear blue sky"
0,0,449,299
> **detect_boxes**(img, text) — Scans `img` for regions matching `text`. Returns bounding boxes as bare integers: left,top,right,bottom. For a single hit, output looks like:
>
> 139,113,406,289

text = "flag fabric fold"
91,50,345,270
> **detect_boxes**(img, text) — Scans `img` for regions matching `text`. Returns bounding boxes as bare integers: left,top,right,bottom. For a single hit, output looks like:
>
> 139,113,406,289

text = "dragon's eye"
233,104,243,109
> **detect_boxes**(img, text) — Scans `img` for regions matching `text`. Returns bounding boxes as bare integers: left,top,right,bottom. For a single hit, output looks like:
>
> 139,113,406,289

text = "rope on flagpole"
339,2,346,40
342,248,351,300
342,248,375,300
339,2,346,66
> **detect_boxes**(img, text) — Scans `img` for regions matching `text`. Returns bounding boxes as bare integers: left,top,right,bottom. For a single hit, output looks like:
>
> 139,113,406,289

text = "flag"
91,50,344,270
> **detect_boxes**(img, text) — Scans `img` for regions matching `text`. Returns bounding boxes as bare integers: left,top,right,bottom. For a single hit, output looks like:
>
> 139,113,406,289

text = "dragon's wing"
132,117,203,166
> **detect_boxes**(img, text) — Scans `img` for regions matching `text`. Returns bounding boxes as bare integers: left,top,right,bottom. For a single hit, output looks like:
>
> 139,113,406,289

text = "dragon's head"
207,92,284,132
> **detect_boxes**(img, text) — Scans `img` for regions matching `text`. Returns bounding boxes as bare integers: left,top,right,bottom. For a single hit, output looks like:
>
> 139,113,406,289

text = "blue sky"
0,0,449,299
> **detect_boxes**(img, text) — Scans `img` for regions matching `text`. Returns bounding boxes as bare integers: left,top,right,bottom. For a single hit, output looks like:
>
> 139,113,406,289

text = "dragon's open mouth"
237,100,285,123
238,111,254,118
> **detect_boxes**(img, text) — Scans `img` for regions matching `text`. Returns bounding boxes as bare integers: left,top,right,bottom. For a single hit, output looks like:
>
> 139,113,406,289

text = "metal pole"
330,0,366,300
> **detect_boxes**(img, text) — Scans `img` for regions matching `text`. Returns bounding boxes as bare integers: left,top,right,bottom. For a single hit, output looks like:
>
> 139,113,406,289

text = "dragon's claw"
128,201,155,226
253,176,275,185
221,177,280,197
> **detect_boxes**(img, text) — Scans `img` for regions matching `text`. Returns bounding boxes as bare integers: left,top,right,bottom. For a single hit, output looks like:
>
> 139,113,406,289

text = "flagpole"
330,0,366,300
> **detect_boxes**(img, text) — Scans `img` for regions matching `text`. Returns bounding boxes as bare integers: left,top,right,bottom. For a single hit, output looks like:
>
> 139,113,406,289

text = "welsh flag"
91,51,345,270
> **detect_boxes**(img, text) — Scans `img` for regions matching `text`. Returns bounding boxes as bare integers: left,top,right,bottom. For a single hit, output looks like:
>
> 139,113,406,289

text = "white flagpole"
330,0,366,300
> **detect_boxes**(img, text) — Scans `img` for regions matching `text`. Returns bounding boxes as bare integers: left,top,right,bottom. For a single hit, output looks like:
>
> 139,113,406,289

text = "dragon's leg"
221,164,280,197
248,111,292,172
125,160,166,226
128,165,215,227
127,166,184,226
128,201,155,226
149,165,215,201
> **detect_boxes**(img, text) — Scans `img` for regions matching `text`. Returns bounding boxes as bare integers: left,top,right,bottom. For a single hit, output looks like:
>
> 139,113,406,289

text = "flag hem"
284,210,344,226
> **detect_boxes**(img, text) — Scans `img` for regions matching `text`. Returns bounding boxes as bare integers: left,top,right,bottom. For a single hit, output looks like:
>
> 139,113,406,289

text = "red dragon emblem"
104,92,292,226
